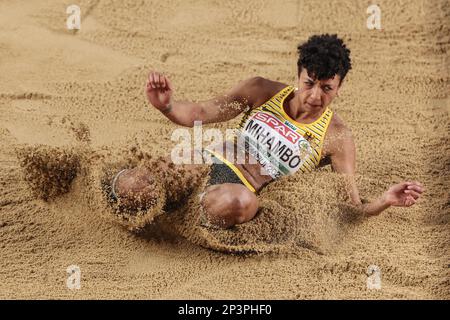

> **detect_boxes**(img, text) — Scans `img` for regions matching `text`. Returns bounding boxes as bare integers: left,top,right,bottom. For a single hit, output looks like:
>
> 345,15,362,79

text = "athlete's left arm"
329,126,425,216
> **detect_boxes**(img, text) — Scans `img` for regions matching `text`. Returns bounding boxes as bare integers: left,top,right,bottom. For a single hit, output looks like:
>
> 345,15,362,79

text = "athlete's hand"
382,181,425,207
146,71,173,111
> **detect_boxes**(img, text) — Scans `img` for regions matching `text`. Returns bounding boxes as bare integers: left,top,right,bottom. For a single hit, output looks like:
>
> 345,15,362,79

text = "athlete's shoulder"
234,76,269,91
264,78,293,94
254,78,293,107
328,112,354,142
322,112,354,159
236,76,279,108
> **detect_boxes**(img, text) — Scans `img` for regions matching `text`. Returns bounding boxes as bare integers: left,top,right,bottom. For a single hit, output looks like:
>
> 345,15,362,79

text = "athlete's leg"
111,154,206,210
199,183,259,229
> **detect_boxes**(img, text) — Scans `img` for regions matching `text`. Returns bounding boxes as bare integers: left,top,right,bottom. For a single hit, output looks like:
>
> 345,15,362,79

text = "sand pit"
0,0,448,299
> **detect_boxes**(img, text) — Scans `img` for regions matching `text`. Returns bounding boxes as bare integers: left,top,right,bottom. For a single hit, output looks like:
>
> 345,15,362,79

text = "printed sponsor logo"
253,112,301,144
284,120,298,131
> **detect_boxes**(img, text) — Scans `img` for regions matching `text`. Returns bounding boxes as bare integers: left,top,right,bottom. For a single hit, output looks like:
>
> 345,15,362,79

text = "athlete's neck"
286,91,326,124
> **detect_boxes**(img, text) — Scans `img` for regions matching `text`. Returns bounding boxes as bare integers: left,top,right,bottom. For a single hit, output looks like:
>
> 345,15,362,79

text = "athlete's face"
297,68,342,111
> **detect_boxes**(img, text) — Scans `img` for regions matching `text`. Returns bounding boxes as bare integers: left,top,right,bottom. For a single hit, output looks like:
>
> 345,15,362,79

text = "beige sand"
0,0,448,299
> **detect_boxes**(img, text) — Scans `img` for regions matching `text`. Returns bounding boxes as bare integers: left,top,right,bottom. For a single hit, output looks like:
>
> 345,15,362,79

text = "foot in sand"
109,166,164,212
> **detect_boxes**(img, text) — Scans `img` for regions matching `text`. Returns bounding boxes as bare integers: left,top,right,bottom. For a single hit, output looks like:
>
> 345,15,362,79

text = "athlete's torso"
205,80,339,192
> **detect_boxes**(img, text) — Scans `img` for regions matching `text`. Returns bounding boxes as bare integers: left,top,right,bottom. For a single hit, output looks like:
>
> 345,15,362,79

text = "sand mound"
16,145,80,200
152,170,365,254
15,142,363,255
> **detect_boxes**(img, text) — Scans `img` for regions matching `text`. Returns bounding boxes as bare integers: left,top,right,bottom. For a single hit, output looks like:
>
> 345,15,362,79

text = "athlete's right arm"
146,71,263,127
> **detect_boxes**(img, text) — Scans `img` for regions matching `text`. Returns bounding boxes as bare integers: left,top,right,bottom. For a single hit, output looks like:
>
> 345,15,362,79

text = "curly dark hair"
297,34,352,83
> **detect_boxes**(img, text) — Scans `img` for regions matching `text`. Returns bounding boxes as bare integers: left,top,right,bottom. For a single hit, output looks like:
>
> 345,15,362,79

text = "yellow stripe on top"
203,149,257,193
205,84,334,191
235,86,290,131
237,85,333,172
273,86,333,170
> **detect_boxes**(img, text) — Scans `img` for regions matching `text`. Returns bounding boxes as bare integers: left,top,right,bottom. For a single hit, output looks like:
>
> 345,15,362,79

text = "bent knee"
203,185,258,226
232,192,258,224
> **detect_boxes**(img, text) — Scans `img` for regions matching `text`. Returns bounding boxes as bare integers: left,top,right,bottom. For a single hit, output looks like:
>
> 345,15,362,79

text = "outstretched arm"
146,71,263,127
329,126,425,216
